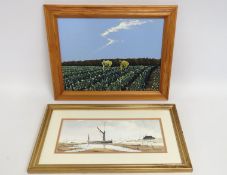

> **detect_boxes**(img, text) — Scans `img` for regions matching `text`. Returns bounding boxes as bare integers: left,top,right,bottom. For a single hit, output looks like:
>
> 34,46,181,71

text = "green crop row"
62,65,159,91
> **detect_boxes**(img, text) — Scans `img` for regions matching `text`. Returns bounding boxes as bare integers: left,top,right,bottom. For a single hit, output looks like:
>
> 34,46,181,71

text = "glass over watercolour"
56,118,166,153
59,18,164,91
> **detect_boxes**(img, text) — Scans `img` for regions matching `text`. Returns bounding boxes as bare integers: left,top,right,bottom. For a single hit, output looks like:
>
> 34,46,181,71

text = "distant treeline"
62,58,161,66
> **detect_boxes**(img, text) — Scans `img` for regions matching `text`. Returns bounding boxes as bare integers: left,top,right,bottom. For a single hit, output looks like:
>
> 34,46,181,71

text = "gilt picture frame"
28,104,192,173
44,5,177,100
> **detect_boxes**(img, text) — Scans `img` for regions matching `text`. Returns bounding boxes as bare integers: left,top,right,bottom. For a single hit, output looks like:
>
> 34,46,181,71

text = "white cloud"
101,19,152,37
106,38,115,47
98,19,153,51
96,38,116,51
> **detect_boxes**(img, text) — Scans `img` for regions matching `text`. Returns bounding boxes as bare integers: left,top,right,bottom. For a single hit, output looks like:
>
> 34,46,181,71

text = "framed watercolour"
28,104,192,173
44,5,177,100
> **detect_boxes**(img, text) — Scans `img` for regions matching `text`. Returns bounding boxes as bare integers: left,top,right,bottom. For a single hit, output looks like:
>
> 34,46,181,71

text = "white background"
0,0,227,175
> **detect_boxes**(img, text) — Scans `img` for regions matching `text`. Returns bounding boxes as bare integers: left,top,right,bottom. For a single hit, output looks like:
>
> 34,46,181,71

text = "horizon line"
62,57,161,62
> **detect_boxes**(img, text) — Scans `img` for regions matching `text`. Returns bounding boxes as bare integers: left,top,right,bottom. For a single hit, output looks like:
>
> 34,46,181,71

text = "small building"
143,135,155,140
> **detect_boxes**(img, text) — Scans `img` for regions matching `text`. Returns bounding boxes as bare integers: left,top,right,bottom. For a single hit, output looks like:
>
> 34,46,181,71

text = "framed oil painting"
44,5,177,100
28,104,192,173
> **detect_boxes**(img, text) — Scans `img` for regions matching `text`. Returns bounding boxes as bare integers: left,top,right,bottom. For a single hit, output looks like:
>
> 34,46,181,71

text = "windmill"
96,122,112,144
97,126,106,142
87,122,112,144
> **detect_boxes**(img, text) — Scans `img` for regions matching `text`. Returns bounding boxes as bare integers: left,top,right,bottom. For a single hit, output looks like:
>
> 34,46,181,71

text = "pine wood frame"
28,104,192,173
44,5,177,100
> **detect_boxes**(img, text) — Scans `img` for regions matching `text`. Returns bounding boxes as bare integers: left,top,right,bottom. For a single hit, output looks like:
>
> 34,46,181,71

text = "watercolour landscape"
56,119,166,153
58,18,164,91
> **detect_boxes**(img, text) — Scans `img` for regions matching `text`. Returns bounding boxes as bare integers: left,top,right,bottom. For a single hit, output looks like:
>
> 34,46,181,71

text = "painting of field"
55,119,166,153
58,18,164,91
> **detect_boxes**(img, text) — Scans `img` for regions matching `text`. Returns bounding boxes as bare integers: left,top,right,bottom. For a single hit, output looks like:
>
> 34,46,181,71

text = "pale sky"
59,119,163,143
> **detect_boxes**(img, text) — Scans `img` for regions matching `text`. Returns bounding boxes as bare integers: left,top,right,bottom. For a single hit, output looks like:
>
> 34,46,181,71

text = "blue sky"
58,18,164,61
